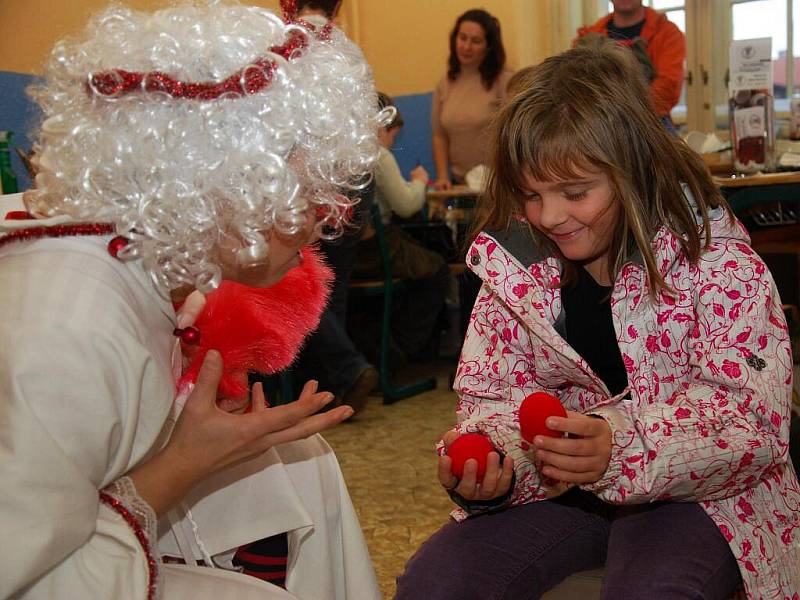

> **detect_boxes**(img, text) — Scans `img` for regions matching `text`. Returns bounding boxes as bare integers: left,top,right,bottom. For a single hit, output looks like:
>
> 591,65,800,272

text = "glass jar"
790,93,800,141
729,89,776,173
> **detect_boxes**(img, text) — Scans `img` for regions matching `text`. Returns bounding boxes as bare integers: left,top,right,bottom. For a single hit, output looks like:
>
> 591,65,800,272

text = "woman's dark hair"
377,92,404,129
447,9,506,90
296,0,342,19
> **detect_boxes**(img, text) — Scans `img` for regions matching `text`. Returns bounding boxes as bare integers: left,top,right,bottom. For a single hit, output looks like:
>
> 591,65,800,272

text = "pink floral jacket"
453,212,800,599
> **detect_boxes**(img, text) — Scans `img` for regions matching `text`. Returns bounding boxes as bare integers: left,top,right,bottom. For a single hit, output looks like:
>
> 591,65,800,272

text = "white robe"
0,193,380,599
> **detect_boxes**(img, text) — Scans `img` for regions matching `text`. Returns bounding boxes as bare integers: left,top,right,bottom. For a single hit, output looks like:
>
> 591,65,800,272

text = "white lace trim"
102,476,162,600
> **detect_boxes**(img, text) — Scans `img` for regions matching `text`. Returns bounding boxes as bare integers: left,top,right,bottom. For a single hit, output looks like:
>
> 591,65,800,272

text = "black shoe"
341,366,379,416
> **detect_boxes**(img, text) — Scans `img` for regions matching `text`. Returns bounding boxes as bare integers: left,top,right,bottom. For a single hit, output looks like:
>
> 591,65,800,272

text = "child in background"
372,92,430,218
354,93,454,360
396,43,799,599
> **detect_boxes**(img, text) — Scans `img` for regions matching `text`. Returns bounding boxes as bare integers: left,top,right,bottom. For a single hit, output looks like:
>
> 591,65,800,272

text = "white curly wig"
25,1,385,292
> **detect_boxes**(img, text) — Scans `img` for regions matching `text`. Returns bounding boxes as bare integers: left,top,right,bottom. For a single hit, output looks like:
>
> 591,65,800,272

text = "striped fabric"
232,533,289,588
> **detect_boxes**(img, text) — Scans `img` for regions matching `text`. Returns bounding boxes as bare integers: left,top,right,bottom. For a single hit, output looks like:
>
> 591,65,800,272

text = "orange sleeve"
647,21,686,116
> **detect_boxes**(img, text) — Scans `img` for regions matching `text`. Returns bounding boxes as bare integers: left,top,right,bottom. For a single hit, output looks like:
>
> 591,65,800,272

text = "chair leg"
379,283,436,404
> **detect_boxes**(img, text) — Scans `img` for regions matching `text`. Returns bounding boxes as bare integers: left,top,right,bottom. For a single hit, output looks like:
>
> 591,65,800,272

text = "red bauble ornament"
447,433,495,483
107,235,130,258
519,392,567,442
173,326,201,345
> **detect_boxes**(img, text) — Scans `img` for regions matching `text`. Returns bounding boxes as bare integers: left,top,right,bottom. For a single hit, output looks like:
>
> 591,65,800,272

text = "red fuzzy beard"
178,245,332,400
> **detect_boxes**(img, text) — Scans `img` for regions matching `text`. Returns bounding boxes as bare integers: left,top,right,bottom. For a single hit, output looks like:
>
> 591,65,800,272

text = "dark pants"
354,226,450,358
295,188,374,397
395,488,741,600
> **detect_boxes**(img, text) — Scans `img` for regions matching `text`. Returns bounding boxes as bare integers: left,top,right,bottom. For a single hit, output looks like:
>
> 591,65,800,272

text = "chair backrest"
369,202,395,282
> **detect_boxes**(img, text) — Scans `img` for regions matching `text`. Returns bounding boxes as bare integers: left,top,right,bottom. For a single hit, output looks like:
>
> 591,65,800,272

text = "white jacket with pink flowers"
453,210,800,599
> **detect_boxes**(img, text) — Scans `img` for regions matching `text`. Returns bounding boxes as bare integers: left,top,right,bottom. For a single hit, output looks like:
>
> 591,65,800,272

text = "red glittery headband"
281,0,298,20
87,14,332,101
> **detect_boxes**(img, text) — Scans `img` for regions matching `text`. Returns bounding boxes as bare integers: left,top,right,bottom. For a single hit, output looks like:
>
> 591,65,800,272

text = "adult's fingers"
248,389,335,434
191,350,223,407
256,405,353,448
251,382,268,413
176,290,206,328
297,379,319,403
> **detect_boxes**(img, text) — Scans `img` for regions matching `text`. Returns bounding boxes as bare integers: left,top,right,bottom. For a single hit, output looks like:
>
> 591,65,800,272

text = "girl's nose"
537,197,568,230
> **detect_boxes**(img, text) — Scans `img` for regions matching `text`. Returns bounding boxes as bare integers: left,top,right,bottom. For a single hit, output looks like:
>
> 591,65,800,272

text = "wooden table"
713,171,800,189
425,186,481,221
425,185,482,201
701,152,734,175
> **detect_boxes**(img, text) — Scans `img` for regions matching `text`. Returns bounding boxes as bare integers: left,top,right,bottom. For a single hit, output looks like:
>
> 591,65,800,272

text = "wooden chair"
348,204,436,403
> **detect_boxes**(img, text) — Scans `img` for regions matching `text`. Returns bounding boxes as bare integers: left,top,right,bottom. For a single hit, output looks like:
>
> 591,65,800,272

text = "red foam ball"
447,433,495,483
519,392,567,442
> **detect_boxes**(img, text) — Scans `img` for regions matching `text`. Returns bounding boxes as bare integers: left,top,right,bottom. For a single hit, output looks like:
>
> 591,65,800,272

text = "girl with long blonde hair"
397,44,798,599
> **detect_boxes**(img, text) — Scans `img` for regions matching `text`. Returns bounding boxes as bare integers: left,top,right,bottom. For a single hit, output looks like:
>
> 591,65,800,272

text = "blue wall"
391,92,434,181
0,70,434,191
0,71,41,191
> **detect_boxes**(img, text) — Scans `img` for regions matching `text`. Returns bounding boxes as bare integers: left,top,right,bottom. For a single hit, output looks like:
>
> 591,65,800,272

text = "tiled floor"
324,364,458,599
325,363,800,599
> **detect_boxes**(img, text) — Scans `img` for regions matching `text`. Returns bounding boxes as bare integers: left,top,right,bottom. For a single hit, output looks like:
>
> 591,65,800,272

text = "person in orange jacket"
575,0,685,121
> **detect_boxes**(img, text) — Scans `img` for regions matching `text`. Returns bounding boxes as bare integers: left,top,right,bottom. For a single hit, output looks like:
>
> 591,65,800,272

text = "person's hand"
175,290,206,329
410,165,429,184
130,352,352,517
165,351,352,481
531,411,612,485
437,429,515,502
433,178,452,191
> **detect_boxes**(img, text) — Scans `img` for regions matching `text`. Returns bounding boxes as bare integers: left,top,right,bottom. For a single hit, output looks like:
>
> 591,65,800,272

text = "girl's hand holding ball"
438,430,515,502
519,392,612,485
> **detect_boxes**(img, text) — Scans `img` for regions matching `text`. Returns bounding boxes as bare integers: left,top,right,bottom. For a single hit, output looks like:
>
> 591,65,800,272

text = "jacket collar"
481,188,746,286
577,7,667,44
466,229,612,397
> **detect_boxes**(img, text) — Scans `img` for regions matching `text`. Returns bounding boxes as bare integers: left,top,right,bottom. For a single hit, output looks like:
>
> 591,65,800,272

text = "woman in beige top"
432,9,513,190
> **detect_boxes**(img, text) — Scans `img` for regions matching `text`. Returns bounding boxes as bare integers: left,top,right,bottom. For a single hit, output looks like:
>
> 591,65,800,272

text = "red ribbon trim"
99,491,158,600
0,223,114,250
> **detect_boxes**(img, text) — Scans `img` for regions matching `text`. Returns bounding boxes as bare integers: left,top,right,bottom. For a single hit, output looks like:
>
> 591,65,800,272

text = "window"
732,0,788,98
695,0,794,132
603,0,794,131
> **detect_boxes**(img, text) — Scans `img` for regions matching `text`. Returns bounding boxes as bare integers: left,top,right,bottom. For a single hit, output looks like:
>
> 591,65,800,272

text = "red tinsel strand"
99,492,158,600
88,58,278,100
5,211,34,220
0,223,115,250
280,0,298,20
87,17,332,101
294,19,334,42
